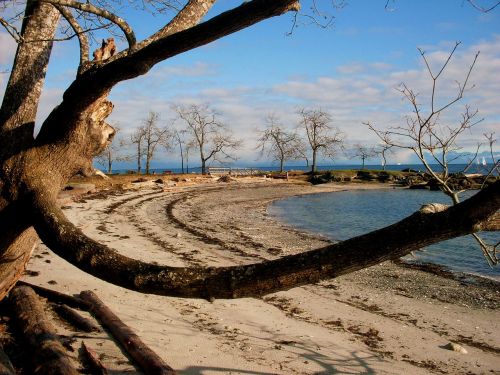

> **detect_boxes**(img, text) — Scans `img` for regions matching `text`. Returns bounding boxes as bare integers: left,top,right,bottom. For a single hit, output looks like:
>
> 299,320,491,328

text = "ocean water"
110,163,482,175
269,189,500,281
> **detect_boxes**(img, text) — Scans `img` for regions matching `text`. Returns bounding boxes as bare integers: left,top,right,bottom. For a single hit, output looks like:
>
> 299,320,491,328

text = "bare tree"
172,128,196,174
298,108,344,173
366,43,498,265
349,143,378,169
257,114,304,172
377,143,394,171
140,111,171,175
0,1,498,312
94,126,128,174
130,126,147,174
174,103,241,174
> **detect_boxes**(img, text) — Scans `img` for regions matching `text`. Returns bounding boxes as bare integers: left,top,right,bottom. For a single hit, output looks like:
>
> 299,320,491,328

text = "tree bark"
9,286,79,375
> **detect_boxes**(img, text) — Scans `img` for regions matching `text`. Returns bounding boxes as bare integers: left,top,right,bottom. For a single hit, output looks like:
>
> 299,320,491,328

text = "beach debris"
17,281,91,310
80,290,177,375
217,175,235,183
9,286,79,374
132,177,148,183
443,342,468,354
154,178,164,184
52,304,101,333
80,341,109,375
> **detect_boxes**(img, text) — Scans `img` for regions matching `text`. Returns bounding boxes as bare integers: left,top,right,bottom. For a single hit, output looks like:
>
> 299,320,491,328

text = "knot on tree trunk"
419,203,449,214
87,99,115,155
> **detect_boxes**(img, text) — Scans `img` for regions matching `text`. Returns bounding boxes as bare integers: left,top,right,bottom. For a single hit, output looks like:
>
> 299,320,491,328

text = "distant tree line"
96,103,398,174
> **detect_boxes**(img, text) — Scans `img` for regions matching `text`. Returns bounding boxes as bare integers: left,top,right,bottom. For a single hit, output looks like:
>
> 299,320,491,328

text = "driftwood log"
17,281,90,310
80,341,108,375
80,290,176,375
9,286,78,375
52,304,101,333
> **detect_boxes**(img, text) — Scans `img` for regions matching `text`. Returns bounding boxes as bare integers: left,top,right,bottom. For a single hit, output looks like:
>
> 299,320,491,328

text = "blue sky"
1,0,499,169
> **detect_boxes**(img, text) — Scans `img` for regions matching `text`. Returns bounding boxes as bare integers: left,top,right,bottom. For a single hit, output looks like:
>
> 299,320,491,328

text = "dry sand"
22,176,500,374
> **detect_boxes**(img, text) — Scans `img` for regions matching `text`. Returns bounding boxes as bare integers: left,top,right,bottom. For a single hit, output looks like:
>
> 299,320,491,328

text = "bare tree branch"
139,0,217,48
0,16,22,42
40,0,137,47
36,0,300,142
53,5,89,67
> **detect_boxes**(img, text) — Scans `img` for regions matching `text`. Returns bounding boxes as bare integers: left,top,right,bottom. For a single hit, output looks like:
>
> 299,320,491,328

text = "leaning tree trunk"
0,2,61,300
0,4,115,300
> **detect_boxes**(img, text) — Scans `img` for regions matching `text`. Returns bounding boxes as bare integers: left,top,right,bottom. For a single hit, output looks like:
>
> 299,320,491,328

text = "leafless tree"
173,128,189,174
0,1,498,312
377,143,394,171
366,43,482,204
130,126,147,174
94,126,129,174
366,43,498,265
297,108,344,173
140,111,171,175
349,144,378,170
174,103,241,174
257,114,304,172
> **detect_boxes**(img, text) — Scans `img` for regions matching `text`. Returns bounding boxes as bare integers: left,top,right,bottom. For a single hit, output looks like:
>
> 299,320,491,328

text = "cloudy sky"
1,0,499,169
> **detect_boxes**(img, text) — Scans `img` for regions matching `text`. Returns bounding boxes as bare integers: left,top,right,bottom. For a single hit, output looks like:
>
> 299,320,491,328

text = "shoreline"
21,177,500,374
266,184,500,284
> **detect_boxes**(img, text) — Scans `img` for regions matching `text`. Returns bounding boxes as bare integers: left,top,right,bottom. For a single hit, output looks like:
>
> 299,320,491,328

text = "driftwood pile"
0,282,176,374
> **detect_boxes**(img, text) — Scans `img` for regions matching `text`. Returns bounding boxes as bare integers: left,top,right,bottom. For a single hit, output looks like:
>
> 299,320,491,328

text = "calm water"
269,189,500,281
111,163,482,175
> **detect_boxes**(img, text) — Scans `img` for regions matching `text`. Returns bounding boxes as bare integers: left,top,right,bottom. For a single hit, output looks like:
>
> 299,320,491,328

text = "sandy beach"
22,176,500,374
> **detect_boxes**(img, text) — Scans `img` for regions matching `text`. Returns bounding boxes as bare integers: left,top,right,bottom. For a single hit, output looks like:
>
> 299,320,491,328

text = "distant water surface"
269,189,499,281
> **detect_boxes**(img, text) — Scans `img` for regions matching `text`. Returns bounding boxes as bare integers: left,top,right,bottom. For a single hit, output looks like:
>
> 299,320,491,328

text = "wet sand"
23,176,500,374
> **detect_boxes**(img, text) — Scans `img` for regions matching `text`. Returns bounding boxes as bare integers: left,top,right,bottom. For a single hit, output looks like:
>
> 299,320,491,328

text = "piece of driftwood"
80,341,108,375
52,303,101,333
9,286,79,375
17,281,90,310
80,290,176,375
0,344,15,375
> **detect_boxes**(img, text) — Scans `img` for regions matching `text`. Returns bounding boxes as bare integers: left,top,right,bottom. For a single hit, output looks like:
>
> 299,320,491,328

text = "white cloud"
104,35,499,166
4,27,497,168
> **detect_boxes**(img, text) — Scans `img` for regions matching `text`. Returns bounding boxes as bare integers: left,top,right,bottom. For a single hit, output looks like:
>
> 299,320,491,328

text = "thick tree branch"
31,181,500,300
36,0,300,144
139,0,217,48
